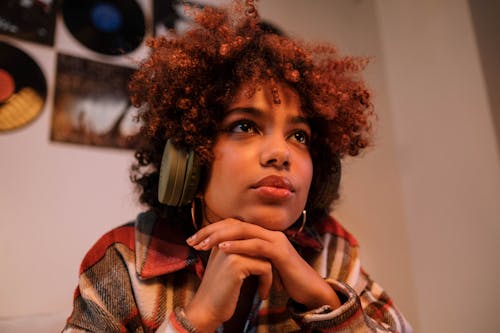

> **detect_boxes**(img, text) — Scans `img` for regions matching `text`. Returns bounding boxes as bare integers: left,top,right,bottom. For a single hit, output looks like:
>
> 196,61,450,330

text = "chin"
243,209,298,231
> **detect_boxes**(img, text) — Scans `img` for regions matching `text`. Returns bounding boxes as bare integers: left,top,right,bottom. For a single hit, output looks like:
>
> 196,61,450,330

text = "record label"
0,41,47,132
62,0,146,56
0,69,15,102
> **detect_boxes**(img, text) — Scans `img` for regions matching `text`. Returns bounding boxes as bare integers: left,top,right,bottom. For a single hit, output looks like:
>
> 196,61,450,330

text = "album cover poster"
51,53,142,149
0,0,57,46
0,40,47,132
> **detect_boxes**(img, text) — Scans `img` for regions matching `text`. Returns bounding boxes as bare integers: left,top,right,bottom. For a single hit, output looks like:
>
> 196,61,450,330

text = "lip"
251,175,295,192
250,175,295,201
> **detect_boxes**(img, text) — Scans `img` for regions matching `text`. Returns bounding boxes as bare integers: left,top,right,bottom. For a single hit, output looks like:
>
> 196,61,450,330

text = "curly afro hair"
128,2,374,225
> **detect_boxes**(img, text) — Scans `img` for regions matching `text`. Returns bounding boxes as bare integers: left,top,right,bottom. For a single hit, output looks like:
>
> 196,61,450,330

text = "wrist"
301,280,342,310
184,303,222,333
316,287,341,309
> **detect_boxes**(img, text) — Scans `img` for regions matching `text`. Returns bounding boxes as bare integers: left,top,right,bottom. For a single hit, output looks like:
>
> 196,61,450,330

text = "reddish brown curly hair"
128,2,374,224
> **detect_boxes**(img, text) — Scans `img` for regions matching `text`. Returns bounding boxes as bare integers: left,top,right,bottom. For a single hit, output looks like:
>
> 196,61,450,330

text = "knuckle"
275,231,288,243
225,254,242,269
253,241,264,252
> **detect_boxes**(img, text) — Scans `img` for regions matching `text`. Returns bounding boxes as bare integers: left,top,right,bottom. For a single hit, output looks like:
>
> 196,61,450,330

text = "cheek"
212,150,243,178
205,148,246,194
299,154,314,192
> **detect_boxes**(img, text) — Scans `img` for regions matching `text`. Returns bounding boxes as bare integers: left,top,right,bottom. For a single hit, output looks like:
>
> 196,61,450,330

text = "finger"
186,219,239,248
188,219,273,250
272,267,283,292
218,238,278,261
257,269,273,300
245,259,272,300
219,251,273,300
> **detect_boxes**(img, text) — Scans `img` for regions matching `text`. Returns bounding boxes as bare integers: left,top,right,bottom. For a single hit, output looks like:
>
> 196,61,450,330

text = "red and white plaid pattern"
63,211,412,332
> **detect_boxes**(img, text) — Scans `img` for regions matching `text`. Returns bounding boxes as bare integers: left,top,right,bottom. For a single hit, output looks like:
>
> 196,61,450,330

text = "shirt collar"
135,211,203,280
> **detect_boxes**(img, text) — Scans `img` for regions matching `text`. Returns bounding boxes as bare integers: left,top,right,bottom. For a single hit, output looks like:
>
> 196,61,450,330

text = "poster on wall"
51,53,142,149
0,0,57,46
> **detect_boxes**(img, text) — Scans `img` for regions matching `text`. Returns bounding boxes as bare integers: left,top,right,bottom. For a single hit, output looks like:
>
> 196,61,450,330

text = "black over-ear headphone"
158,139,201,206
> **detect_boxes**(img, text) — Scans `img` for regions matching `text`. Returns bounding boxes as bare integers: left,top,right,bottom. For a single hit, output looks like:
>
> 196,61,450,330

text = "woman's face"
202,82,313,230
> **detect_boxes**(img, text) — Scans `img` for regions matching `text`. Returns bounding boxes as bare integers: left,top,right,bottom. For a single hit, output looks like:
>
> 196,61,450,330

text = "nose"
260,135,290,169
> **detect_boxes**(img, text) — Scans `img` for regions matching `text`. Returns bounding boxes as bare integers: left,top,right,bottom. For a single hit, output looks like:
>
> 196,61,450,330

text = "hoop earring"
292,210,306,237
298,210,306,233
190,198,201,231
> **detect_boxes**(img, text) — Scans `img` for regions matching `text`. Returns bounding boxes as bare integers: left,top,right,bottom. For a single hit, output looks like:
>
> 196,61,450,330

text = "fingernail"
186,234,197,244
195,237,210,249
218,242,230,249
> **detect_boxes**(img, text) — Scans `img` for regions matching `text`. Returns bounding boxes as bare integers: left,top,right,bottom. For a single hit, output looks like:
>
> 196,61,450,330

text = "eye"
290,130,310,146
228,119,258,134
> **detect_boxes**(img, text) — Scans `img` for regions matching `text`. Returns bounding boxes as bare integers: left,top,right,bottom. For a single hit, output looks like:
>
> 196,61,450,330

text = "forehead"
228,82,303,116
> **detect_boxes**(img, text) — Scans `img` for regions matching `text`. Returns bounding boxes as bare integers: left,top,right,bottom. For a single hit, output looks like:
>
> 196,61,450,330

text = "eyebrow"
225,107,310,126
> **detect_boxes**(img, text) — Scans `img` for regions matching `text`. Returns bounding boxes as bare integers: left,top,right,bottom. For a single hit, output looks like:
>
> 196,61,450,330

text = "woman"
63,2,412,332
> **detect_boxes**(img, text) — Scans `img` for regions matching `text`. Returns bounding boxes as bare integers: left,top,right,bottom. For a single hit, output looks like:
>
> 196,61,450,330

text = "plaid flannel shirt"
63,211,412,332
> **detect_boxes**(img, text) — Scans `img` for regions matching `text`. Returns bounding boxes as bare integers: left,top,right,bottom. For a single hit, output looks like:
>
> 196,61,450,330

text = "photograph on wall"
51,53,142,149
0,0,57,46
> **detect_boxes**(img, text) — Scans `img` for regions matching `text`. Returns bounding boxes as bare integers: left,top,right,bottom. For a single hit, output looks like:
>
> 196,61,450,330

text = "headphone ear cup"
179,150,201,206
158,139,200,206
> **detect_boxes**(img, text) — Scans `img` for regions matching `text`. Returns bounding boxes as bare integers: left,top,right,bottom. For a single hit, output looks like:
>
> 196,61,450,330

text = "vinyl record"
0,0,57,46
62,0,146,56
0,41,47,132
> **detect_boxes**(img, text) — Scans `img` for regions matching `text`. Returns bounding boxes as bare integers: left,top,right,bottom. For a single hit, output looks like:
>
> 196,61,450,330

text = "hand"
183,245,272,333
187,218,341,312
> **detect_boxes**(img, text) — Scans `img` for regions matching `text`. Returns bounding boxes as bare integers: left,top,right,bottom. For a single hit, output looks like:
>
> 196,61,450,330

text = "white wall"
1,1,499,332
0,0,148,319
375,0,500,332
468,0,500,156
0,34,142,316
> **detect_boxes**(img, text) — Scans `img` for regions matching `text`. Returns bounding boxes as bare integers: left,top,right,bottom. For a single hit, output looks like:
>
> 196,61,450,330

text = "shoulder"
310,216,366,287
78,211,164,275
79,220,138,275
